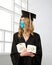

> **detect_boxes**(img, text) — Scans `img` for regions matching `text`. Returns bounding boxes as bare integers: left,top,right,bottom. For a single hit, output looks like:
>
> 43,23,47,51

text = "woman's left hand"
20,48,35,57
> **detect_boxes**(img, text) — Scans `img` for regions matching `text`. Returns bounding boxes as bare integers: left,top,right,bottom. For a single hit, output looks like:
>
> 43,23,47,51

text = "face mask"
20,21,24,29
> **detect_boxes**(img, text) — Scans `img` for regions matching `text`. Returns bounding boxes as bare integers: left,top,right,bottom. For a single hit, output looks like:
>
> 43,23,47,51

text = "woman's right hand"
20,48,35,57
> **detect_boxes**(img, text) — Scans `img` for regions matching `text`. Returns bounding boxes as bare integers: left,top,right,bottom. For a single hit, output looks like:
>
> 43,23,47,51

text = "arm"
10,33,20,65
36,34,42,65
33,34,42,65
20,48,35,57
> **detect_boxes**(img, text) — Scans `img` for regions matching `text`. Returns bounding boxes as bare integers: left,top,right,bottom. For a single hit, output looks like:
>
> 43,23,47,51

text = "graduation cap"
21,10,36,21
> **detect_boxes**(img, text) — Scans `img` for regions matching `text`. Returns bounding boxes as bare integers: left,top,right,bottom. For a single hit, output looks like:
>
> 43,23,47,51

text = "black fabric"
10,32,42,65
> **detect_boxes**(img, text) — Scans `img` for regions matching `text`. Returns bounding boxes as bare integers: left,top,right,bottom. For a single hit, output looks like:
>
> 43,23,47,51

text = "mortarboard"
21,10,36,21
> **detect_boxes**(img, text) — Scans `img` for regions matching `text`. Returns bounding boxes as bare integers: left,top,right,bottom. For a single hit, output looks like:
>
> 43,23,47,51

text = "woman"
10,10,42,65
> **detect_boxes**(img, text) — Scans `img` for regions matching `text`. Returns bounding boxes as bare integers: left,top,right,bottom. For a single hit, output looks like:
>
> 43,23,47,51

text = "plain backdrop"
28,0,52,65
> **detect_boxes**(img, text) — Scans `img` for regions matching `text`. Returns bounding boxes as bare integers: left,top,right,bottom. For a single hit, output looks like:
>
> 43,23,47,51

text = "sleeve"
33,34,42,65
10,33,20,65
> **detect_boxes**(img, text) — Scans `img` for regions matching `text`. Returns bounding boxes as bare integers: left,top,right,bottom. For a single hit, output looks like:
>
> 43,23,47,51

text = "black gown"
10,32,42,65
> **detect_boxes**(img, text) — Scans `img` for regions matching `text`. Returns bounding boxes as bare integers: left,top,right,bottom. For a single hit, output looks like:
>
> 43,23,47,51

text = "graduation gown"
10,32,42,65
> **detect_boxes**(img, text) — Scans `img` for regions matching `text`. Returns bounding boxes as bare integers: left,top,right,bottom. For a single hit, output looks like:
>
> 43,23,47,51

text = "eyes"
20,17,24,21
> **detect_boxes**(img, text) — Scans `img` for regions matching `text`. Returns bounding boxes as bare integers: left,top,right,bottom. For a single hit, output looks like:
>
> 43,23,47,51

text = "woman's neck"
23,31,30,36
22,31,31,42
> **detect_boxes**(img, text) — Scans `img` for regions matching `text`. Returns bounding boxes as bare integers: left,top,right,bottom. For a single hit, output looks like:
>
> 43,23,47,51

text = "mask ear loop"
29,13,31,29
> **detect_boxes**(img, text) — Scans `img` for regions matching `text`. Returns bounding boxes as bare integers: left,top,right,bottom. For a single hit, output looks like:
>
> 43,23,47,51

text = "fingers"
28,52,35,57
30,54,35,57
20,49,35,57
22,48,27,52
20,49,27,56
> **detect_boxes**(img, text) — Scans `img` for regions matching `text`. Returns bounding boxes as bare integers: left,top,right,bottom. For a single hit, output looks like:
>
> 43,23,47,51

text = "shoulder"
13,32,18,35
13,32,19,38
32,32,41,40
33,32,41,42
33,32,40,37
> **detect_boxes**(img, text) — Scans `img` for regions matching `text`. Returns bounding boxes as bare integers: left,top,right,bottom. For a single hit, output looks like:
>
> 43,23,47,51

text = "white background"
28,0,52,65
